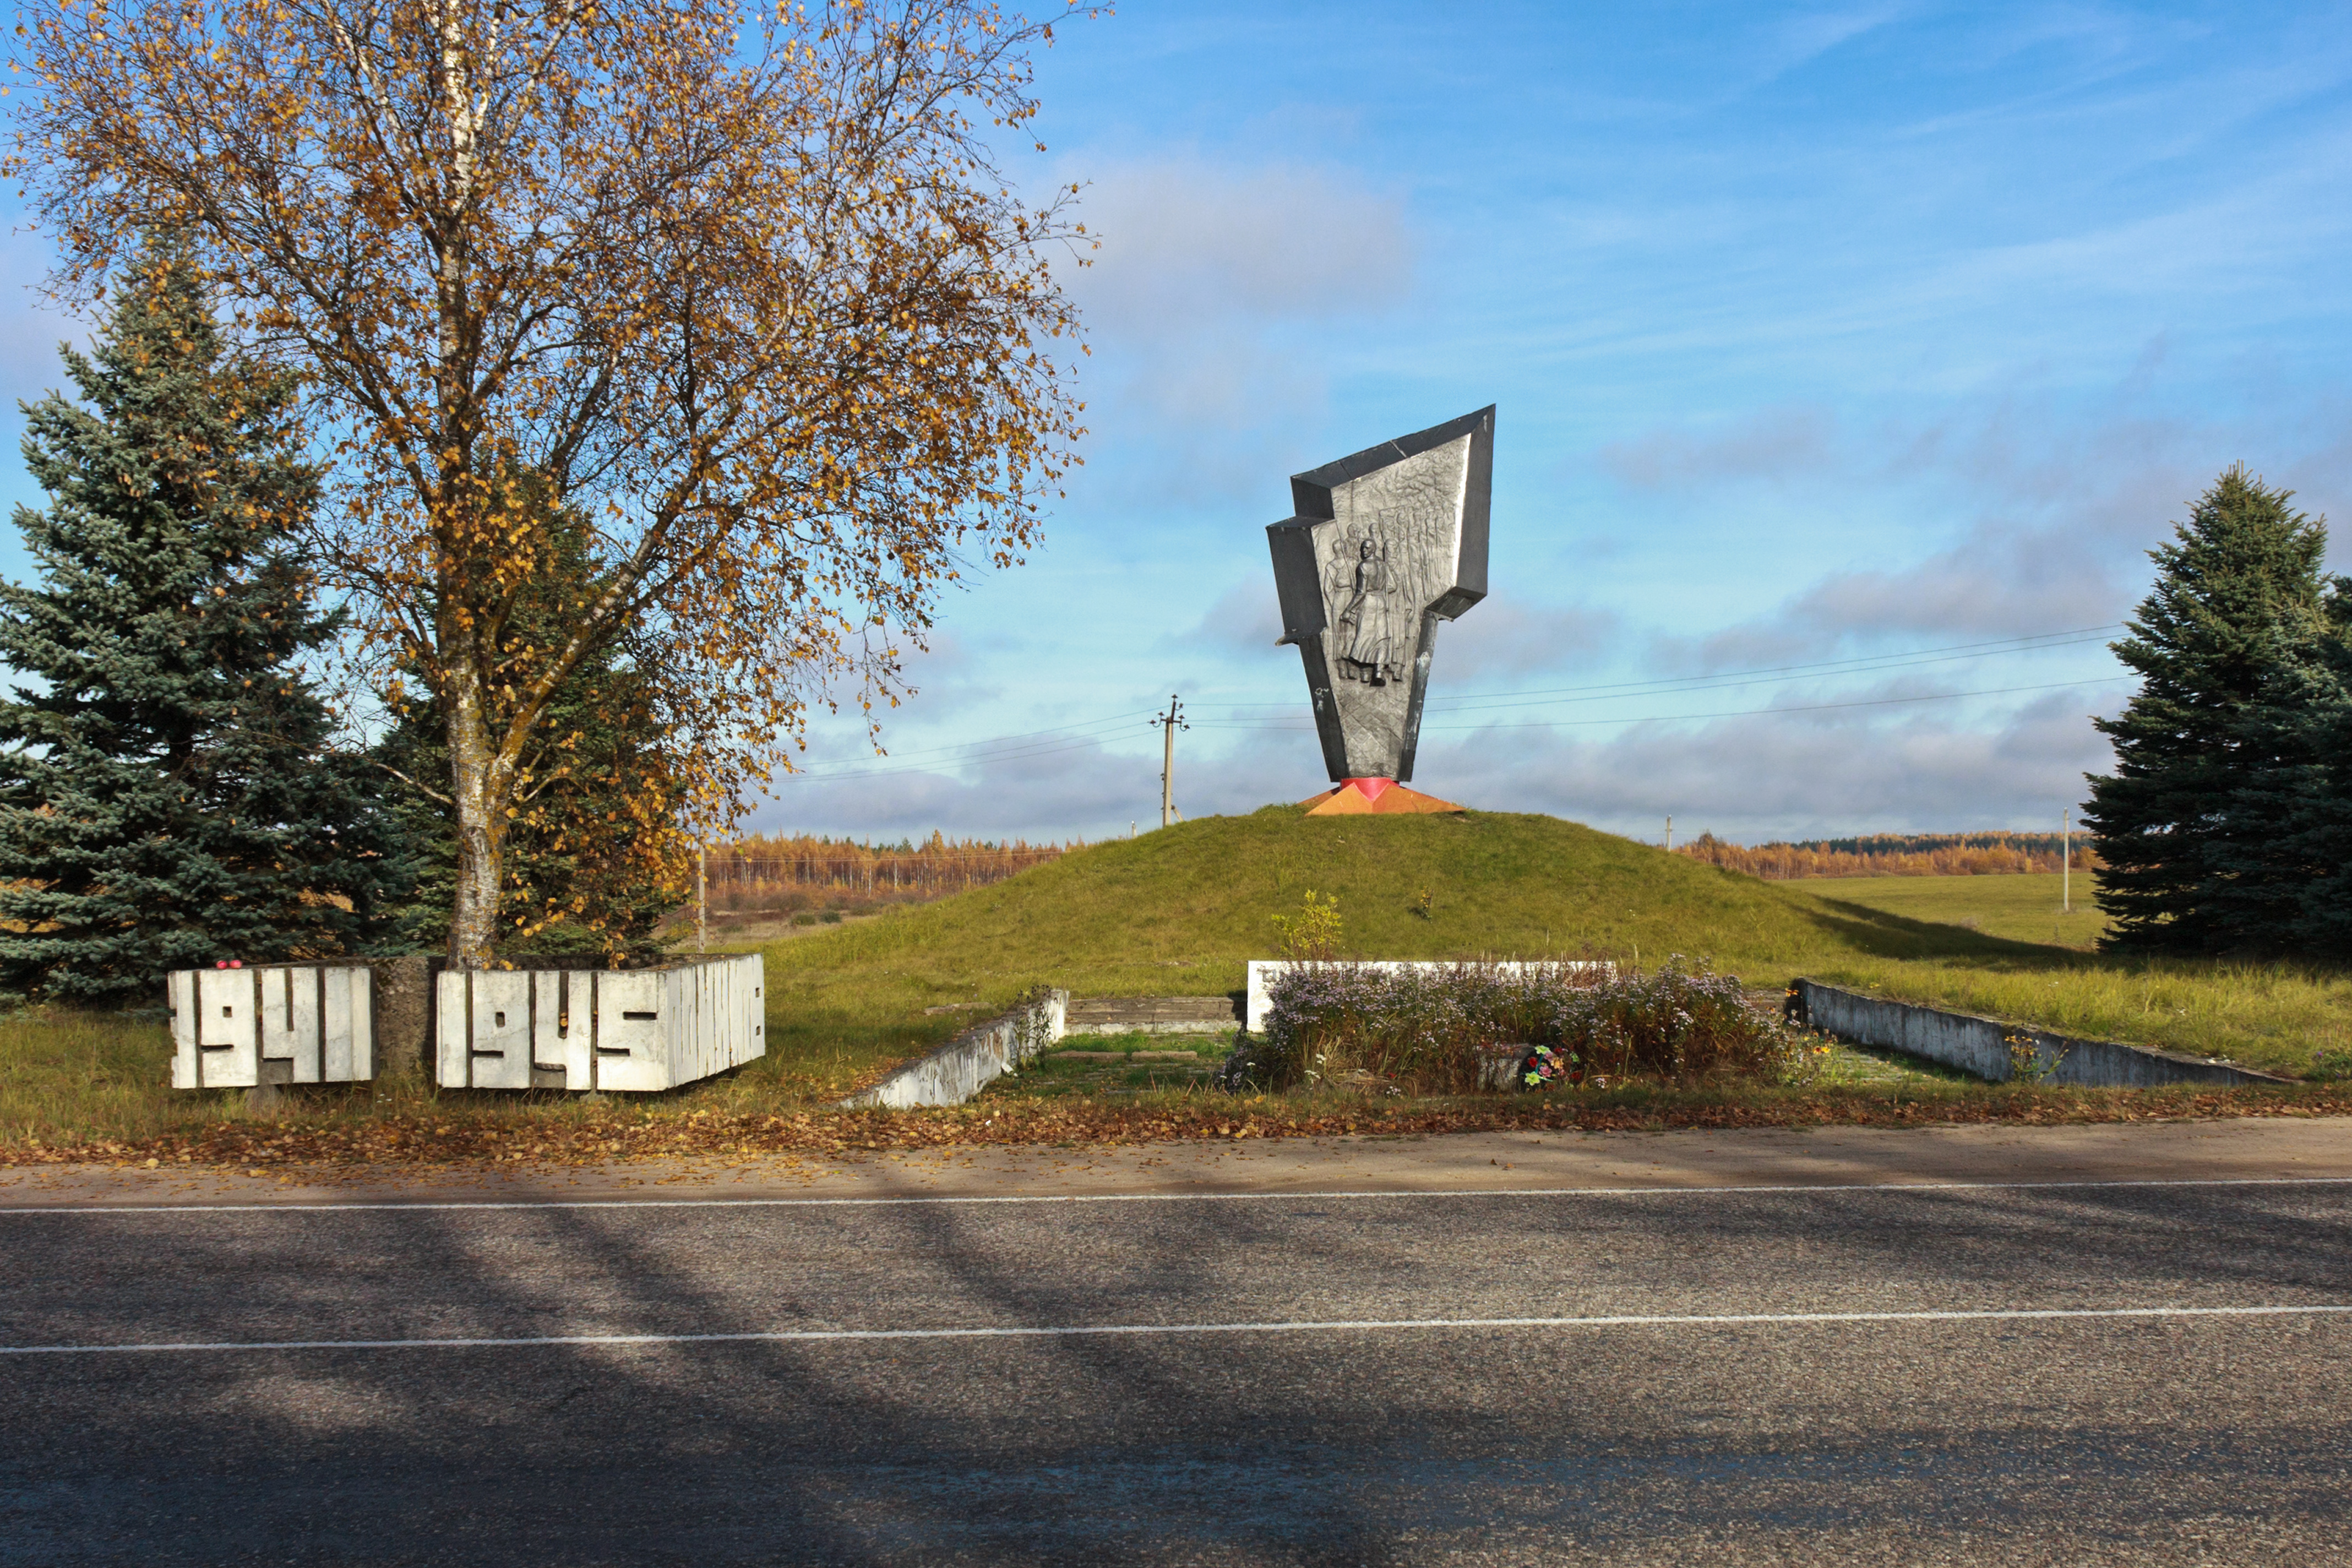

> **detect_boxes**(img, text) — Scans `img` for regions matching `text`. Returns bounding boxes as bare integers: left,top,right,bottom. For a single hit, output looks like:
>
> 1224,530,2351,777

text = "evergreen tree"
375,477,688,961
2084,466,2331,955
0,234,401,1003
2270,579,2352,956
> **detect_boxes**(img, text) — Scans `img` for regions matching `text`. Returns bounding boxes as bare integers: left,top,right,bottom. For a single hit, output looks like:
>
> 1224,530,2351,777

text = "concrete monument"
1266,406,1492,814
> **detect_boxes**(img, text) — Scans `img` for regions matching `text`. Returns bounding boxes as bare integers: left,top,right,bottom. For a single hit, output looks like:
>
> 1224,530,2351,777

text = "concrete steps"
1063,995,1241,1037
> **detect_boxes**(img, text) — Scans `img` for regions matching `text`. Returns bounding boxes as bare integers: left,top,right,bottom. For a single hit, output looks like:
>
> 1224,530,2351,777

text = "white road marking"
4,1303,2346,1357
3,1174,2351,1216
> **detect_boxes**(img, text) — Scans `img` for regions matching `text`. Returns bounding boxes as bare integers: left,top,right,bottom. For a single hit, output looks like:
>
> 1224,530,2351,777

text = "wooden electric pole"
1151,695,1188,829
2061,807,2071,915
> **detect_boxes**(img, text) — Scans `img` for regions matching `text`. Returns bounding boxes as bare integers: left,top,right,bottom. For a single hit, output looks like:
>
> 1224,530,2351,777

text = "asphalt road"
6,1125,2352,1565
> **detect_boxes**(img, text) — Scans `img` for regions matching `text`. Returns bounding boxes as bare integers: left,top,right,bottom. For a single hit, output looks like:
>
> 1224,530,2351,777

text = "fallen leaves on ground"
6,1082,2351,1172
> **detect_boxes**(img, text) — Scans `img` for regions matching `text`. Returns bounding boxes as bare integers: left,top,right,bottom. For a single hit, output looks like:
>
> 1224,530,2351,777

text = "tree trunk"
445,673,509,970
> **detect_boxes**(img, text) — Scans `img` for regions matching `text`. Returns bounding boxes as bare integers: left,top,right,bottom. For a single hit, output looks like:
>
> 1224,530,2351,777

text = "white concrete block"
435,972,469,1087
433,954,765,1092
171,965,377,1089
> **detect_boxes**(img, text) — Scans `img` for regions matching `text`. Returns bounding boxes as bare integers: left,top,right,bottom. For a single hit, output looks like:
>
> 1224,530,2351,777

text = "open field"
5,807,2350,1159
1798,870,2109,949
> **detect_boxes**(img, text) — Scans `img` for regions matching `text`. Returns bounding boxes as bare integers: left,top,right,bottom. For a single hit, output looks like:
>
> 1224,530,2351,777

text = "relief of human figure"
1332,535,1406,684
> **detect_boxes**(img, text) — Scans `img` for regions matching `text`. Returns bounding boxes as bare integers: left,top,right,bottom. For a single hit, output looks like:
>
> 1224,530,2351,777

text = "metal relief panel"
469,971,532,1091
194,968,259,1088
1309,434,1469,778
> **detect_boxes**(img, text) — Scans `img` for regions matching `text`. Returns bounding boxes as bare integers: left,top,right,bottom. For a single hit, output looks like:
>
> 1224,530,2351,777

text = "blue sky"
6,1,2350,845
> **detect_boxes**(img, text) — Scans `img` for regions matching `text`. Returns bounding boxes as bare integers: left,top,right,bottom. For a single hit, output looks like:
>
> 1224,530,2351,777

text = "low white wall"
170,966,374,1090
437,954,765,1092
1790,979,2283,1087
1244,960,1613,1034
840,990,1068,1109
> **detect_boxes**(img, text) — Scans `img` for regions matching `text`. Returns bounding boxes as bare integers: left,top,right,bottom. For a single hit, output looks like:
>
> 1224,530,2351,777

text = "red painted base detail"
1295,780,1467,816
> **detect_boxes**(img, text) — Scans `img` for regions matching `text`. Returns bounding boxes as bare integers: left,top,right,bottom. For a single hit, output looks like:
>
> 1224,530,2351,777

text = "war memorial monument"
1266,405,1494,815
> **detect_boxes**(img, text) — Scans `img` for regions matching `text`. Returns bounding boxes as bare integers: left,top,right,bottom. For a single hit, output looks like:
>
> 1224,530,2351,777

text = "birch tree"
9,0,1090,965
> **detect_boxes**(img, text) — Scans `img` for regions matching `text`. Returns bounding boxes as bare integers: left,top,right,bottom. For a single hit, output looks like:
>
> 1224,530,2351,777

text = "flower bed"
1237,956,1792,1093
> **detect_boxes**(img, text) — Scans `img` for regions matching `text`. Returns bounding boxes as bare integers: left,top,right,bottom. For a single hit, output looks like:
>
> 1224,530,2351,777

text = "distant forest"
704,832,1076,912
1673,831,2098,881
704,827,2088,911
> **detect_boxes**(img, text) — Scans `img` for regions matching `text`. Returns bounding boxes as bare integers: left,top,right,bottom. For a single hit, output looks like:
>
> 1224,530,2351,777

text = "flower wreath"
1520,1044,1582,1090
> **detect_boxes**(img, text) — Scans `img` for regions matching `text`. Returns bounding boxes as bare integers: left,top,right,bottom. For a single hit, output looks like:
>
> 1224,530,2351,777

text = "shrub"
1253,955,1787,1093
1270,890,1342,961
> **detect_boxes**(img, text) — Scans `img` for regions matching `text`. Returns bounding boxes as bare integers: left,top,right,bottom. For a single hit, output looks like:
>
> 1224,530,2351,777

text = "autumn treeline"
1674,831,2101,881
703,831,1076,911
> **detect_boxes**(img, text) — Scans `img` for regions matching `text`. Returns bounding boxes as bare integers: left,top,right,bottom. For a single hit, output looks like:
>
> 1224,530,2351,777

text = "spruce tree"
2269,580,2352,957
0,234,401,1003
2084,466,2331,955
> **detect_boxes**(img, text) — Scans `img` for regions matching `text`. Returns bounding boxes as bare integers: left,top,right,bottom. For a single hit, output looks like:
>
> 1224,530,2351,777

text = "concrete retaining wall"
1789,979,2283,1087
840,990,1069,1109
1064,995,1241,1037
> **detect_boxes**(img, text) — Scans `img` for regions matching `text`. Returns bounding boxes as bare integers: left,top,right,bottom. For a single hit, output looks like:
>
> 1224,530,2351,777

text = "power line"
1422,633,2119,715
776,710,1154,780
773,730,1140,783
1195,676,2136,734
771,624,2133,784
1218,624,2124,712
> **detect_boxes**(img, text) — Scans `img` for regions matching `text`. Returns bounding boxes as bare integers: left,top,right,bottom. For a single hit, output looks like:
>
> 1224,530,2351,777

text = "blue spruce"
2083,467,2331,955
0,234,400,1003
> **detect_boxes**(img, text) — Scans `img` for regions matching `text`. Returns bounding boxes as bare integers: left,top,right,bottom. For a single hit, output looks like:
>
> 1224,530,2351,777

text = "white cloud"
1598,405,1837,491
1059,155,1418,502
1419,684,2119,842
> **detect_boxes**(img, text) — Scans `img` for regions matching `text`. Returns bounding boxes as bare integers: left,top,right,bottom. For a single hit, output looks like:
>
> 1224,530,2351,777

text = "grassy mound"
749,805,2352,1087
756,805,2072,1088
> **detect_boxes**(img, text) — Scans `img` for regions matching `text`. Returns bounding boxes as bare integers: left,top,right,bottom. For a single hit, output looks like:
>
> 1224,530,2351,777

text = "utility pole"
1151,694,1188,829
697,839,707,953
2061,807,2071,915
1665,814,1674,853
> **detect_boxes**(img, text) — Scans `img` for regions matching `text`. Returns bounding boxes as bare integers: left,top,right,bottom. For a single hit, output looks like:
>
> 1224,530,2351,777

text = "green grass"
751,807,2352,1085
8,808,2349,1156
985,1031,1226,1100
1795,872,2109,950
